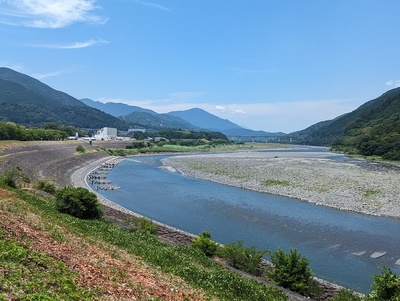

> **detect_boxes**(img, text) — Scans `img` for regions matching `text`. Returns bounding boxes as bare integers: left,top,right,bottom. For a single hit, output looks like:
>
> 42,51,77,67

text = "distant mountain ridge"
82,100,284,137
121,111,202,131
167,108,243,131
0,67,285,137
0,68,126,129
80,98,157,117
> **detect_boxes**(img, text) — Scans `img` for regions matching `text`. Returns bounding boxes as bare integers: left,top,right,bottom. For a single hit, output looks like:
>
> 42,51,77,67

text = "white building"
94,127,117,140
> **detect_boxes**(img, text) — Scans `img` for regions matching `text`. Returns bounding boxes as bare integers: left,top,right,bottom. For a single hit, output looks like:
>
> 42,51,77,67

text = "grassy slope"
0,188,287,300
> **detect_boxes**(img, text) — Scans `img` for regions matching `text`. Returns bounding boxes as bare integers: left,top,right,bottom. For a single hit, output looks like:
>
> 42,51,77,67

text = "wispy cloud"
386,80,400,88
0,0,107,28
131,0,170,11
31,39,108,49
215,105,246,115
31,68,71,79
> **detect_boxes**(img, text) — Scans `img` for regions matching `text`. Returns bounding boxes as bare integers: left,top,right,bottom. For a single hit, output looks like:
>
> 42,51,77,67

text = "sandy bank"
162,148,400,220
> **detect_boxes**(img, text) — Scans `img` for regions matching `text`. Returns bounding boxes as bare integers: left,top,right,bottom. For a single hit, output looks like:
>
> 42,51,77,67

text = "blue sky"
1,0,400,133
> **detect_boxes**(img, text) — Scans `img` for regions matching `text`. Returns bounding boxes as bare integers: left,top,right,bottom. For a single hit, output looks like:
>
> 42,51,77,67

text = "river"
91,148,400,293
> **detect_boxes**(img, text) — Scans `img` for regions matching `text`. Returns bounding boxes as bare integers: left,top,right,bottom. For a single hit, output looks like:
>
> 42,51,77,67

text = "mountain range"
1,66,399,159
80,98,283,138
0,68,126,129
0,67,279,137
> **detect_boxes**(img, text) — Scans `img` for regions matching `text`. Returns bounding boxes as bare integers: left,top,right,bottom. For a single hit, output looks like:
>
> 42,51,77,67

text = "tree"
367,267,400,300
221,240,268,276
192,231,219,257
268,248,318,296
55,187,103,219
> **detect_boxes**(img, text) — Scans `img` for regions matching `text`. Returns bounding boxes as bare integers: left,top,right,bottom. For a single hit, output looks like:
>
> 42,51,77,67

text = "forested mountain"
0,68,127,129
0,67,84,106
290,87,400,159
121,111,202,131
80,98,157,117
333,87,400,159
167,108,285,138
167,108,242,131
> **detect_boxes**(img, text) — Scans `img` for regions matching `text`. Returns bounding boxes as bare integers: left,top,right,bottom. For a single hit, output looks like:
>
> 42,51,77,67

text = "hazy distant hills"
0,68,126,129
167,108,243,131
80,98,157,117
82,98,283,138
121,111,202,131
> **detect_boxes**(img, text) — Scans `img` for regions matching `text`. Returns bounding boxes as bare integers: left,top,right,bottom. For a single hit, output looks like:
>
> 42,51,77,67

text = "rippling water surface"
93,149,400,293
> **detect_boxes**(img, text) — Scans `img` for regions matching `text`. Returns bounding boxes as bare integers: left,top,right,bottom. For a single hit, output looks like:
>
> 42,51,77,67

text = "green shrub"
34,180,56,194
268,248,318,297
329,289,363,301
0,167,30,188
133,217,158,234
192,231,219,257
76,145,85,153
220,240,268,276
55,187,103,220
367,267,400,300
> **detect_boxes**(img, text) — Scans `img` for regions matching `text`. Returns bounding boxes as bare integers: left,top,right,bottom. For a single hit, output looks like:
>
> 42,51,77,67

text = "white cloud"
386,80,400,88
31,39,108,49
215,105,246,115
0,0,107,28
31,68,71,79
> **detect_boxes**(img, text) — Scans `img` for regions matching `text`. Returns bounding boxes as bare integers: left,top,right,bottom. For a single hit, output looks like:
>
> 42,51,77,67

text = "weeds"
264,179,290,186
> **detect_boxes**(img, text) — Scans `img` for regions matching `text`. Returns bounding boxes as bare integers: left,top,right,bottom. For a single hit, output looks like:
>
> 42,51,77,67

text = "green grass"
6,189,287,301
0,231,95,300
104,142,287,156
264,179,290,186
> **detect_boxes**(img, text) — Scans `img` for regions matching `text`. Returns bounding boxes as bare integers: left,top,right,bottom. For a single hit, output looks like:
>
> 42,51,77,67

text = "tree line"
0,121,81,141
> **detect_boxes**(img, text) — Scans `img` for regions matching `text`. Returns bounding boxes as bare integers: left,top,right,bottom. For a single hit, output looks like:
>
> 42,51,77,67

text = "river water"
92,148,400,293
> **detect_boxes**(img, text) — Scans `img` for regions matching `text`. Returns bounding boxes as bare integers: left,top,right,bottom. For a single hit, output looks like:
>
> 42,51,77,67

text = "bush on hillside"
35,179,56,194
76,145,85,153
220,240,268,276
367,267,400,300
268,248,318,296
0,167,30,188
55,187,103,220
192,231,219,257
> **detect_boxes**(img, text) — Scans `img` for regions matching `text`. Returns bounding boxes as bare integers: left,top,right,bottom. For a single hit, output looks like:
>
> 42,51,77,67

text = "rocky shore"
161,148,400,220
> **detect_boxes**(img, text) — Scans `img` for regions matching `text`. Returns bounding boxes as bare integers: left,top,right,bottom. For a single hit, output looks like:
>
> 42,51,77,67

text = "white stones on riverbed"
352,251,367,256
370,251,387,259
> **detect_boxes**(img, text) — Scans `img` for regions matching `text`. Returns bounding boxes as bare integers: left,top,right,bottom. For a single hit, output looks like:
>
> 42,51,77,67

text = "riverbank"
161,147,400,219
72,153,347,300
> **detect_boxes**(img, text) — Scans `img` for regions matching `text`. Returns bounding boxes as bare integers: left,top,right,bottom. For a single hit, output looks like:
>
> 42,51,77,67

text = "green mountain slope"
333,87,400,159
80,98,158,117
0,68,127,129
287,87,400,159
121,111,202,131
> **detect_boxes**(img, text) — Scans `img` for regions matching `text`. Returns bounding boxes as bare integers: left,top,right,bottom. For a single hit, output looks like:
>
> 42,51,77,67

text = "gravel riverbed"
161,148,400,220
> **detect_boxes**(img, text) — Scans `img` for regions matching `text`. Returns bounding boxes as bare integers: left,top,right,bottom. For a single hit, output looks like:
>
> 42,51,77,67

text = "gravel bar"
161,148,400,220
